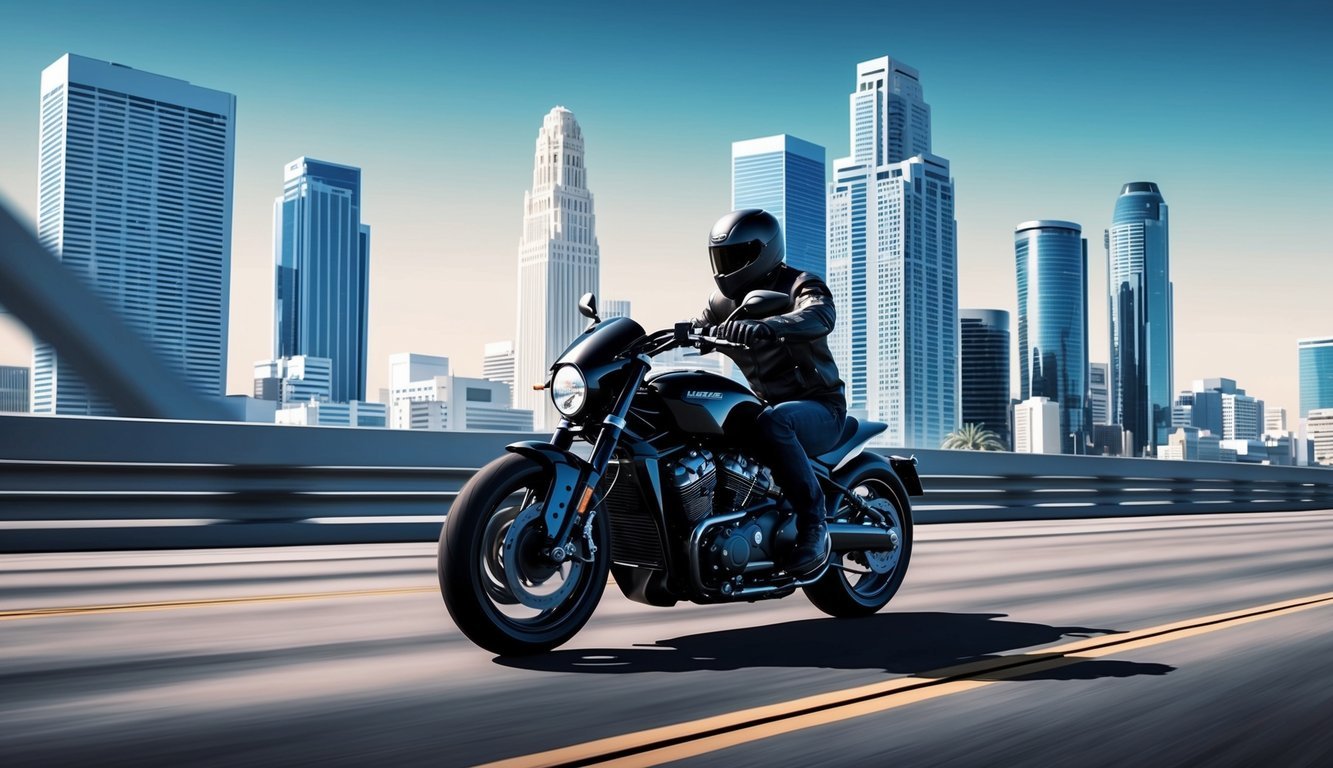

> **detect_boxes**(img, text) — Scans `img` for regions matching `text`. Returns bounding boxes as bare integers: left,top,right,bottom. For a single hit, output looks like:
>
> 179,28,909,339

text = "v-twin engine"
665,448,775,523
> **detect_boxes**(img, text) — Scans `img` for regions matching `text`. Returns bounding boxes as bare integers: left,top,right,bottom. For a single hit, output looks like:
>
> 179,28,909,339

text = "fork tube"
587,354,650,476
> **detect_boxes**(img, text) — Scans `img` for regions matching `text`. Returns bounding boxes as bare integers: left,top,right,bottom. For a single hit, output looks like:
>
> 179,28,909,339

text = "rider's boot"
787,509,830,577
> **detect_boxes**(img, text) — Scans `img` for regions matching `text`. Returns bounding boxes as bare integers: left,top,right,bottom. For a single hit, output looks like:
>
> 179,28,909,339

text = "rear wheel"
804,460,913,617
439,452,609,655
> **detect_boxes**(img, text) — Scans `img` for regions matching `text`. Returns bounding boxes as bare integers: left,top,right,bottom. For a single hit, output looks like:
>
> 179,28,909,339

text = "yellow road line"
481,590,1333,768
0,585,437,621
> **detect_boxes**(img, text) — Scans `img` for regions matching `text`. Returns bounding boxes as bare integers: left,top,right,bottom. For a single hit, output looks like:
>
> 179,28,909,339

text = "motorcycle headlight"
550,365,587,416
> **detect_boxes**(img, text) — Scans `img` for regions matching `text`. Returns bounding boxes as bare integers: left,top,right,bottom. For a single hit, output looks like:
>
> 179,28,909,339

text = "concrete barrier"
1,414,1329,552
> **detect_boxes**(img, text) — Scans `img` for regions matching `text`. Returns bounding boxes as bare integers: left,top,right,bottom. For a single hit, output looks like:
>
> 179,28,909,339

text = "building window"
466,387,493,403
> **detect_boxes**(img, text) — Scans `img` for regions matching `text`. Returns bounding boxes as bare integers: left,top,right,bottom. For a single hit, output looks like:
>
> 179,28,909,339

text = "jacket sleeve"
762,279,836,341
690,304,717,328
690,290,730,328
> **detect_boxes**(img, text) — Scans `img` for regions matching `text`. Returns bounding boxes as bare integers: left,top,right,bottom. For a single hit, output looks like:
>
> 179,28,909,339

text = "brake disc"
480,506,521,605
501,503,584,610
862,498,901,574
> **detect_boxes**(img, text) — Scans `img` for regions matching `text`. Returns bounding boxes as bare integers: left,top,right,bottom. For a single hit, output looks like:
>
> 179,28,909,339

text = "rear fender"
505,441,589,536
888,455,924,496
827,453,920,512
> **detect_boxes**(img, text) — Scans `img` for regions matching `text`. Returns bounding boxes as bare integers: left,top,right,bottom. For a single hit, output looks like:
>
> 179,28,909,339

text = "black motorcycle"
439,292,922,655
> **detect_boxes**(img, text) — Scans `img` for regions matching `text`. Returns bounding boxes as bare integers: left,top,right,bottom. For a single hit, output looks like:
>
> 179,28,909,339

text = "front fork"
539,355,651,557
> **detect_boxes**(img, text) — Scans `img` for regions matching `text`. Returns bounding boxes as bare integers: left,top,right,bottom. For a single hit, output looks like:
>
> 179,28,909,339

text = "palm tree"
941,423,1005,451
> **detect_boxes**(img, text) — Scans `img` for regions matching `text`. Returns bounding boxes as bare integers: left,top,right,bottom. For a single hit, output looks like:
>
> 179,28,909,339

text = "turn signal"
577,486,596,514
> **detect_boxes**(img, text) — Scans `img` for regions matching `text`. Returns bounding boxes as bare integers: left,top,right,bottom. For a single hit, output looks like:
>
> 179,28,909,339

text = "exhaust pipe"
827,522,898,552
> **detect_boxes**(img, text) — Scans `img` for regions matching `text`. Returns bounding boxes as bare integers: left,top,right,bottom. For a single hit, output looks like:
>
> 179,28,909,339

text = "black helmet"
708,209,784,300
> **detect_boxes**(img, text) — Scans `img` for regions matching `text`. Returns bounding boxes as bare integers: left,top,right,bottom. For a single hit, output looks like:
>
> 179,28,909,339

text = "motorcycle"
439,291,923,655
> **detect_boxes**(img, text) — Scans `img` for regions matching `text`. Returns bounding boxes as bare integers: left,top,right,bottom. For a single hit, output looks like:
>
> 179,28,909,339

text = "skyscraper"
32,54,235,414
1298,337,1333,417
1089,362,1110,425
959,309,1010,449
0,365,29,413
732,135,827,275
1106,182,1173,456
827,56,958,448
1015,220,1088,454
515,107,600,430
273,157,371,403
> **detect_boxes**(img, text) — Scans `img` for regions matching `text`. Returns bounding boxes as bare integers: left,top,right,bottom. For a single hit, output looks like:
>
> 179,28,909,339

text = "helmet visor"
709,240,763,276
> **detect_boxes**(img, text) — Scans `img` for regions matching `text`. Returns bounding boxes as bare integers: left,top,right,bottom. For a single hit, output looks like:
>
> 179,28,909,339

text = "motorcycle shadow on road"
495,612,1175,682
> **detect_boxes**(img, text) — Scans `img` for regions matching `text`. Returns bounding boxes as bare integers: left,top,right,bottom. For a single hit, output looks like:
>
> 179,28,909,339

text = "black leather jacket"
695,264,846,407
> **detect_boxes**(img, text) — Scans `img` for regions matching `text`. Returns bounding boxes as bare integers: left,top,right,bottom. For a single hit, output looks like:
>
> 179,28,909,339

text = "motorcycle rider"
692,209,847,577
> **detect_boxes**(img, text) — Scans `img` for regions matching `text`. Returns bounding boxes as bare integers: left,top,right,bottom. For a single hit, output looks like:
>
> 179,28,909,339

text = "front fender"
505,441,590,535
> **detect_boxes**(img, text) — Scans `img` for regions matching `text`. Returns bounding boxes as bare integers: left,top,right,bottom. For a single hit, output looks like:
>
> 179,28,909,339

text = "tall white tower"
32,54,236,414
515,107,600,430
827,56,958,448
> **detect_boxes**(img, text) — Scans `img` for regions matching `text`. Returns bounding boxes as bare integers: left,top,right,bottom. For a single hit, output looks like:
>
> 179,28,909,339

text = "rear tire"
439,452,609,655
804,458,913,618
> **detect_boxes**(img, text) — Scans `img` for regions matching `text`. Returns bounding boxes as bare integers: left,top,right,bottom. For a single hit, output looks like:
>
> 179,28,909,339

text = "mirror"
739,289,789,318
578,292,600,321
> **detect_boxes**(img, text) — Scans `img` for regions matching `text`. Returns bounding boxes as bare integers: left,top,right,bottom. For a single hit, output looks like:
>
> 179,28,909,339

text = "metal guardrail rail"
1,414,1330,552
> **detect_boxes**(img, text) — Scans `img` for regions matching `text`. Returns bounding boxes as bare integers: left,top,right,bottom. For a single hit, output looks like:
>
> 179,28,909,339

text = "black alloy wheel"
439,452,610,655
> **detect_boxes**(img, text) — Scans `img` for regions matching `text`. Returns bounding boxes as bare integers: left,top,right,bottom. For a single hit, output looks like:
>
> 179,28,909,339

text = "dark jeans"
753,399,846,523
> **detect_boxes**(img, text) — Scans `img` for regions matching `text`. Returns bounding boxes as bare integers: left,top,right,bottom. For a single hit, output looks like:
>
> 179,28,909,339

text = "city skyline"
0,1,1329,421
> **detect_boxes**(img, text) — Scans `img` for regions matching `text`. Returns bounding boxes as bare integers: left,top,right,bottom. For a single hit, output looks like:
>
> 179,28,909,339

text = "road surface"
4,510,1333,766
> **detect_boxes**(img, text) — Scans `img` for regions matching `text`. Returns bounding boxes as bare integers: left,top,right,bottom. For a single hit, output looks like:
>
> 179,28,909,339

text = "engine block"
716,452,773,513
667,448,716,523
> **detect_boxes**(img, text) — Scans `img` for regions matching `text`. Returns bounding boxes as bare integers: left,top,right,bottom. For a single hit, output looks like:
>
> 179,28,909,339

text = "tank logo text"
685,390,724,400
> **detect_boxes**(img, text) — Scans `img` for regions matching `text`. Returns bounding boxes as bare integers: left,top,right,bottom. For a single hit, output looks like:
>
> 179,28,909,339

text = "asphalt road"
3,510,1333,767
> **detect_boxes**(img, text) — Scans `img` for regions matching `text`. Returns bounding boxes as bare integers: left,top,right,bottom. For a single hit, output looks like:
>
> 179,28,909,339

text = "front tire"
439,452,609,655
804,458,913,618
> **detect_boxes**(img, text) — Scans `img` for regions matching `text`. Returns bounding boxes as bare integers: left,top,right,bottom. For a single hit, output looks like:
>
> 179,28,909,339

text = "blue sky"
0,0,1329,413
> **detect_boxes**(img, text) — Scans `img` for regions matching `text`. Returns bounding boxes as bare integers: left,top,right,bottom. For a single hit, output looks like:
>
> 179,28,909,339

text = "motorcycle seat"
812,416,888,468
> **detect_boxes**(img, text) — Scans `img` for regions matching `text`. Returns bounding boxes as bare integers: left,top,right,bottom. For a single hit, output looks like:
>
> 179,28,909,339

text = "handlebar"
671,322,746,351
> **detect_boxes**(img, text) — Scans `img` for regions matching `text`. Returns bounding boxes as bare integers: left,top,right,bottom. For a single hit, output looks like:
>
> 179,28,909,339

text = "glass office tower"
960,309,1011,449
1299,337,1333,417
827,56,958,448
732,135,827,276
1016,220,1088,454
33,54,235,414
1106,182,1173,456
273,157,371,404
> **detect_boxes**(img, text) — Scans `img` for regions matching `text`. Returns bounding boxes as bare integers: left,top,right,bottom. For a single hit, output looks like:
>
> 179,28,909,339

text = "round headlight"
550,365,587,416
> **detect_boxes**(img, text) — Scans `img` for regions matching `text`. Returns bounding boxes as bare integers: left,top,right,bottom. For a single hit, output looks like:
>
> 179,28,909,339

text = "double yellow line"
480,590,1333,768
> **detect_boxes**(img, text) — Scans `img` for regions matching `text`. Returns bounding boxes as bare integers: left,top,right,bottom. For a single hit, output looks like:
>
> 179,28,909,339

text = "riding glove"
717,320,777,347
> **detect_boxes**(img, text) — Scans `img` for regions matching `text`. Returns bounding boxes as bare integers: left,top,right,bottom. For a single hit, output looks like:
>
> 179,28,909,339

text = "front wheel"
439,452,609,655
804,459,913,618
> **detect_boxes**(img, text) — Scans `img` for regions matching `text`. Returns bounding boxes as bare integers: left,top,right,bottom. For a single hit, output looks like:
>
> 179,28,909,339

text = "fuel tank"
646,370,763,437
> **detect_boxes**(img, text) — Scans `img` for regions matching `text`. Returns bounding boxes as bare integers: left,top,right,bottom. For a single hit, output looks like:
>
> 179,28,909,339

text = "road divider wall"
2,414,1330,552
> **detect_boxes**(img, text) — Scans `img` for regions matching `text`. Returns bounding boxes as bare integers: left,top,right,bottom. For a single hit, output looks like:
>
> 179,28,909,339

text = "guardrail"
2,414,1330,552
